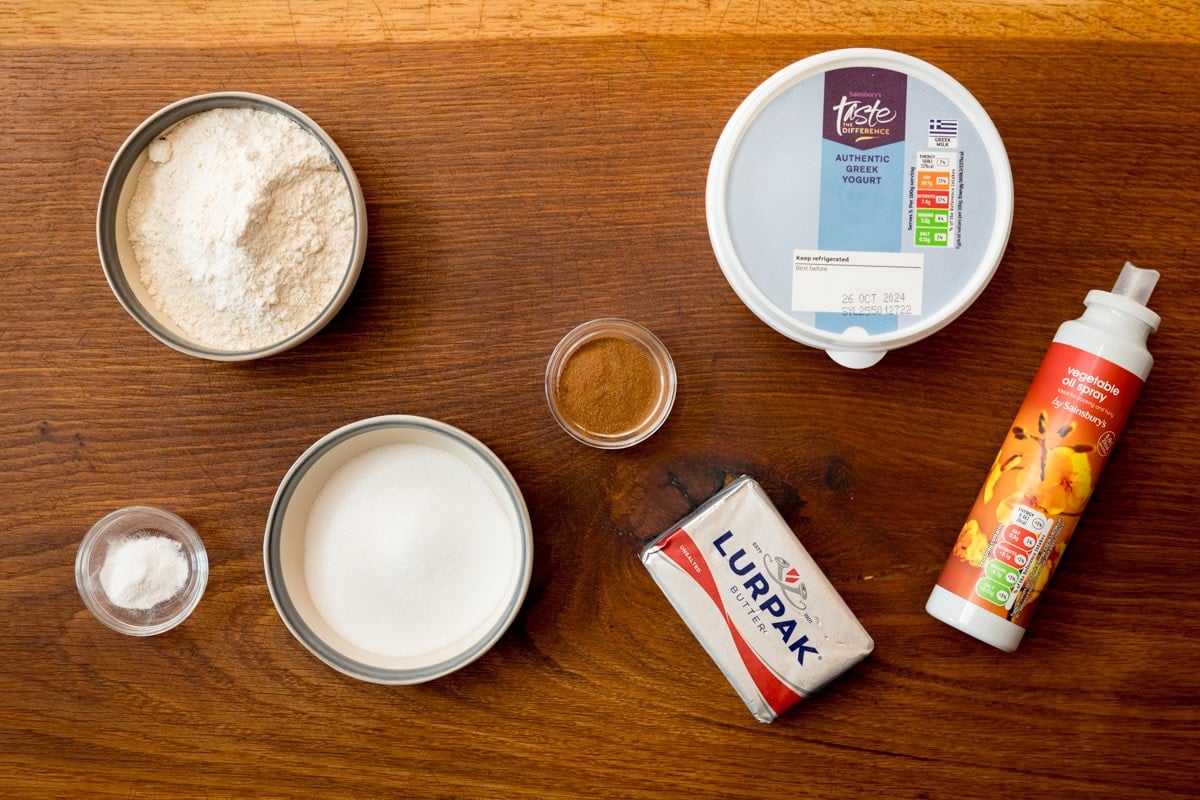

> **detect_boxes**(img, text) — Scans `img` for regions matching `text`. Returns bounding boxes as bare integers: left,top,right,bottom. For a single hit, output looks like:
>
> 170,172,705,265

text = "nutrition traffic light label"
913,151,957,248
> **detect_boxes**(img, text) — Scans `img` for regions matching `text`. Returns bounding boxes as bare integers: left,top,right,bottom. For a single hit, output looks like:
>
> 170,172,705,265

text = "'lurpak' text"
713,530,820,665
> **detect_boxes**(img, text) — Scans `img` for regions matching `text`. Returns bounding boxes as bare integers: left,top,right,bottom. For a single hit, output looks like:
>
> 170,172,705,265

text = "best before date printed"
791,249,924,316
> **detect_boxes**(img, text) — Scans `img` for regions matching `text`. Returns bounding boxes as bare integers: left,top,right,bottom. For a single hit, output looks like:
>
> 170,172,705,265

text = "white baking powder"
100,535,190,610
127,107,354,351
304,444,518,659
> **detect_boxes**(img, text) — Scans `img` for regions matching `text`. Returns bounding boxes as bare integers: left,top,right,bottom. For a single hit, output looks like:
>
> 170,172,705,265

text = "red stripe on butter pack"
658,528,801,717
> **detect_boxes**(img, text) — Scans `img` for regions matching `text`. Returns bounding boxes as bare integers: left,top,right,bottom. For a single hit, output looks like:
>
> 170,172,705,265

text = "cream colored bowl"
264,416,533,684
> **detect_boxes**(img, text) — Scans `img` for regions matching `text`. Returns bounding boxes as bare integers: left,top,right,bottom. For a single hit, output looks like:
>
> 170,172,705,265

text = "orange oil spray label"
935,342,1144,628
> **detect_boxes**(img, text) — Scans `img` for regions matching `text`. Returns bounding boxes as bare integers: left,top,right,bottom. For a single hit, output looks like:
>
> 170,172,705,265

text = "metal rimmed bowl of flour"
76,506,208,636
97,92,368,360
264,415,533,684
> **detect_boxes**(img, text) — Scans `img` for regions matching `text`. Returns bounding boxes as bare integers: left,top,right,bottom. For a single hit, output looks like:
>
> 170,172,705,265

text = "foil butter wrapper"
640,476,873,722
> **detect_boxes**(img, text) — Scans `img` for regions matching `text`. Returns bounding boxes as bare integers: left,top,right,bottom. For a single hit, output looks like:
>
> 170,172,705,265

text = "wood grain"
4,1,1197,45
1,3,1199,798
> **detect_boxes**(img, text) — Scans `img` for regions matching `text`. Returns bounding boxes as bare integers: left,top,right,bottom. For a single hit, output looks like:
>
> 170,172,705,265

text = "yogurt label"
804,65,971,334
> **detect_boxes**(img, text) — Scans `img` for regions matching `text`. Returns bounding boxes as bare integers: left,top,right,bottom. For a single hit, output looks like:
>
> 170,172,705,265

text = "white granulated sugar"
100,534,190,611
304,443,519,659
127,107,354,351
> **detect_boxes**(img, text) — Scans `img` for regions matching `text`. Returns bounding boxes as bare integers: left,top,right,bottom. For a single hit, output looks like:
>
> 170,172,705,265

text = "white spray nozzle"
1112,262,1159,307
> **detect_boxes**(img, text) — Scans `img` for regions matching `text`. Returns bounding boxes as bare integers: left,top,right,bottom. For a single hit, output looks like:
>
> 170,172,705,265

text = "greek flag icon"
929,119,959,137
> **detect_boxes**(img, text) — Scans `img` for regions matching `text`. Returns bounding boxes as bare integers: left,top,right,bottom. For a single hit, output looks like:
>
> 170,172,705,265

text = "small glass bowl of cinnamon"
545,318,677,449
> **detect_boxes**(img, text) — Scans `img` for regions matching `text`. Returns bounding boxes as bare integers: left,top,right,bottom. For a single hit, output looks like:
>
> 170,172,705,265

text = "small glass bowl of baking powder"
545,318,677,449
97,92,368,361
76,506,208,636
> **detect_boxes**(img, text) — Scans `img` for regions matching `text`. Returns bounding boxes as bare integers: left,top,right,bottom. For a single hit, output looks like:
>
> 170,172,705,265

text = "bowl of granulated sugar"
264,415,534,684
97,92,367,360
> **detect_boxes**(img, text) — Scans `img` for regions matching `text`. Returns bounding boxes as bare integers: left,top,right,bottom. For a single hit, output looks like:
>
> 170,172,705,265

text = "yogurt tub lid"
706,48,1013,368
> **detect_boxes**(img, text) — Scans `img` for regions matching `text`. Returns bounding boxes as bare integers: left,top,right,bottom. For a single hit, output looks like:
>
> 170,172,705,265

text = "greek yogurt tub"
707,49,1014,368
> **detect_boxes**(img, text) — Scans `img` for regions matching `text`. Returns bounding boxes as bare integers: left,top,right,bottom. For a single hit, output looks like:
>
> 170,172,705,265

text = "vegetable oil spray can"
926,263,1160,651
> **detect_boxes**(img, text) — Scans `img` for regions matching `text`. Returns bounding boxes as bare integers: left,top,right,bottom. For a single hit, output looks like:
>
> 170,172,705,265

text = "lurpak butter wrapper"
640,475,873,722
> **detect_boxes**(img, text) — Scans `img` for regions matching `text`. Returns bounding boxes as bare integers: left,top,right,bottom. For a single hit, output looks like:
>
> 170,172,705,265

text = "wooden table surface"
2,2,1198,797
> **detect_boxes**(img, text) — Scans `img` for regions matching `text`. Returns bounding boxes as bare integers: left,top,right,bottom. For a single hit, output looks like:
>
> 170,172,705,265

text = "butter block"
641,475,874,722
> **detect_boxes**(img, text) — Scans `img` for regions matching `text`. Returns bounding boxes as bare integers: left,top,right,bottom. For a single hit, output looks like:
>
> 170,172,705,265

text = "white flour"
304,443,518,659
127,107,354,351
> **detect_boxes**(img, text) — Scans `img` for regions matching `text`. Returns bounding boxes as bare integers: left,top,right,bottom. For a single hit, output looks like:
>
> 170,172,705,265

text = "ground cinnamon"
556,336,659,435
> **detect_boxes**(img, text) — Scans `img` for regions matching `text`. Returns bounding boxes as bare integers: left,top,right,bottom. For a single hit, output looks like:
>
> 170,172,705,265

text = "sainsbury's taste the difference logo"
823,67,907,150
713,530,821,665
